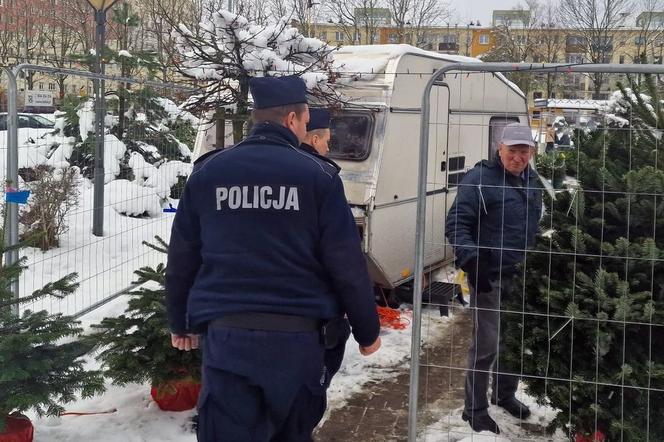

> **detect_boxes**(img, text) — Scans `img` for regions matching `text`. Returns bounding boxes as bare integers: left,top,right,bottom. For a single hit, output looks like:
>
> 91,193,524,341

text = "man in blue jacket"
165,75,381,442
445,122,543,434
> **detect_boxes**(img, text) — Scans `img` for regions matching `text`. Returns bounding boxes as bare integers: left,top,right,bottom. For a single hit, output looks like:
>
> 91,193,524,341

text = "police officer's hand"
359,336,381,356
171,333,199,351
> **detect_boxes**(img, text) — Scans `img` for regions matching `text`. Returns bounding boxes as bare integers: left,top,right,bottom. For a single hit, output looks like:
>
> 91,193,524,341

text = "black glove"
462,254,492,293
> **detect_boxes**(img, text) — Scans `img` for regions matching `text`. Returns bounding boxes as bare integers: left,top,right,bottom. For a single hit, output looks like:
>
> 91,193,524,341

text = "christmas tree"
0,228,105,432
502,76,664,441
88,237,201,390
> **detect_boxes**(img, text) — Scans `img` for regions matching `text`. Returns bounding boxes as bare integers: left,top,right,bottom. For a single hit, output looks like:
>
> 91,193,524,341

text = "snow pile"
128,152,157,185
105,179,162,217
78,100,96,141
103,135,127,183
144,161,193,198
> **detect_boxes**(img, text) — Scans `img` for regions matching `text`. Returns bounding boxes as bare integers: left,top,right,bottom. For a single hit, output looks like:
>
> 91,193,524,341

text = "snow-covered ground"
27,286,564,441
421,387,567,442
28,298,449,441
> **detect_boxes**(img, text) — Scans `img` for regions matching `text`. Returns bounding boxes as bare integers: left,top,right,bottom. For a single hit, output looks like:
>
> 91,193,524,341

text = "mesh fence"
413,65,664,442
1,66,197,318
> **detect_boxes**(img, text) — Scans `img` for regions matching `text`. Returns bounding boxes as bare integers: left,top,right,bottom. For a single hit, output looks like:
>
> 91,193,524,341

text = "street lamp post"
86,0,119,237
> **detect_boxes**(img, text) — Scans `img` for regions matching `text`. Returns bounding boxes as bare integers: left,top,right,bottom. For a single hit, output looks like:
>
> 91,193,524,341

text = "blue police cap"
306,108,331,131
249,75,308,109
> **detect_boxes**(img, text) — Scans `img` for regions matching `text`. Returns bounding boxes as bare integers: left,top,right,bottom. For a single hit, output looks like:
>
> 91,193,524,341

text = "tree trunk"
58,77,66,100
592,72,603,99
233,118,245,144
215,109,226,149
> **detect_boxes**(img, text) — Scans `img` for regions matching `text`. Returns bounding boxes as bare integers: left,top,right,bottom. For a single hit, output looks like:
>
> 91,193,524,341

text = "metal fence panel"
412,63,664,442
2,65,196,318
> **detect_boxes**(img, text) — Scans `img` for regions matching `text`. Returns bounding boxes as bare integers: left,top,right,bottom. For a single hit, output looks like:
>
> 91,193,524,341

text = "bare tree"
482,1,541,95
385,0,449,45
41,0,85,99
560,0,634,98
411,0,450,47
531,1,565,97
326,0,384,44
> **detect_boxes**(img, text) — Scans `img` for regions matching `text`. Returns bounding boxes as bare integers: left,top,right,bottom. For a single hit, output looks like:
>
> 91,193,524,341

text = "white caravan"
192,45,529,294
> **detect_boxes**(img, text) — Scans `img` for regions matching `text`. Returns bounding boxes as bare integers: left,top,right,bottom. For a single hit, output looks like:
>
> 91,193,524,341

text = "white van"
193,45,529,297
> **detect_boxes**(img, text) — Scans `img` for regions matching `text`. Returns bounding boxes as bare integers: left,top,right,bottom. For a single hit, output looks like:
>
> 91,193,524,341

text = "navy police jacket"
445,157,543,277
165,121,380,347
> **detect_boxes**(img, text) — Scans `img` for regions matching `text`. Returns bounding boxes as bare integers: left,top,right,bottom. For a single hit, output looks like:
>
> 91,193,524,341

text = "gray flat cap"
501,122,536,147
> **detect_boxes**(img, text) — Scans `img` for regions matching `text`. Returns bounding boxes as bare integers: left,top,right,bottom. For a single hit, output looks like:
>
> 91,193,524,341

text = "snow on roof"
333,44,524,98
334,44,480,78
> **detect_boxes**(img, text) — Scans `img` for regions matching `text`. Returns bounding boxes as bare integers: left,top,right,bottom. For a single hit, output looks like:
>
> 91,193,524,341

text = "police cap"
249,75,308,109
306,108,331,132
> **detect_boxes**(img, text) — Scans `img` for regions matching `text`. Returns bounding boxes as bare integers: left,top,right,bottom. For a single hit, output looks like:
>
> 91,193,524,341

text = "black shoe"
491,396,531,419
461,411,500,434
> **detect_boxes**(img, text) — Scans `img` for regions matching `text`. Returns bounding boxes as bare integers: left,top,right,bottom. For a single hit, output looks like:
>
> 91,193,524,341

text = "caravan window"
488,117,520,161
329,111,373,161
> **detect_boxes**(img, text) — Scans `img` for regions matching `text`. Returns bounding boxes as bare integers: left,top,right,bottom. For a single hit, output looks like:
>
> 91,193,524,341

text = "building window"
515,35,526,45
388,33,398,43
38,82,44,90
353,31,361,42
566,53,585,64
655,56,662,64
619,55,625,64
566,35,586,46
479,34,490,45
442,34,457,43
533,91,543,99
318,32,326,41
635,36,646,45
334,31,344,42
48,83,56,91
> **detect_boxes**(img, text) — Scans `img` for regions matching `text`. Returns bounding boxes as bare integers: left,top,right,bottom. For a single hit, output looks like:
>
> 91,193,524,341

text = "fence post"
92,9,107,237
5,68,20,314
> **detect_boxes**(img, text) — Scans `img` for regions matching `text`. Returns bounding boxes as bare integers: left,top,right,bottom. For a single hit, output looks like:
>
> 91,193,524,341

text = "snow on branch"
171,9,342,113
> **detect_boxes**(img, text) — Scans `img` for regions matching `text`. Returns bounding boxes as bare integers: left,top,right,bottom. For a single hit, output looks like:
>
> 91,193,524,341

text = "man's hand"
171,333,199,351
359,336,381,356
463,253,493,293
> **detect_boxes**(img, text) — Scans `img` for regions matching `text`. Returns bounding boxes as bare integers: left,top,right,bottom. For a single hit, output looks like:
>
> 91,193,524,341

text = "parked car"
22,106,57,114
0,113,55,130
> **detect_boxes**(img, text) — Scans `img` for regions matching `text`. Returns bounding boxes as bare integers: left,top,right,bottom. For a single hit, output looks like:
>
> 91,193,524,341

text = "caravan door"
425,85,450,268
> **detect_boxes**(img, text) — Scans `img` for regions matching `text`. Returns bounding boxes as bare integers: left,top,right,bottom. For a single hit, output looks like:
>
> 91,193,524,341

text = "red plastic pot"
0,415,34,442
151,378,201,411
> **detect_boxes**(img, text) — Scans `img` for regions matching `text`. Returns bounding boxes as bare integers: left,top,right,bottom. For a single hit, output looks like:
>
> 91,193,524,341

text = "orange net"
377,306,410,330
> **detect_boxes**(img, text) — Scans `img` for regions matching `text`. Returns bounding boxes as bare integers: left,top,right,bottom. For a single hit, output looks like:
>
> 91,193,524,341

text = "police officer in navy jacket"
165,75,381,442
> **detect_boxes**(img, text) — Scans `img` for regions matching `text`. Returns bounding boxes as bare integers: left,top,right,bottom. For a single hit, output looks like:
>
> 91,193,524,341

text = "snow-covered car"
0,113,55,131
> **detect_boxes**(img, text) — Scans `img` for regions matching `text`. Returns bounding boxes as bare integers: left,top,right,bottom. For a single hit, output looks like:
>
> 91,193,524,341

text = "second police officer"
165,75,382,442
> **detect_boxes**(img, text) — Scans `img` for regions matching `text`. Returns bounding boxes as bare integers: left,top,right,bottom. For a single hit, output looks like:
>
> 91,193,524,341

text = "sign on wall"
25,90,54,108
